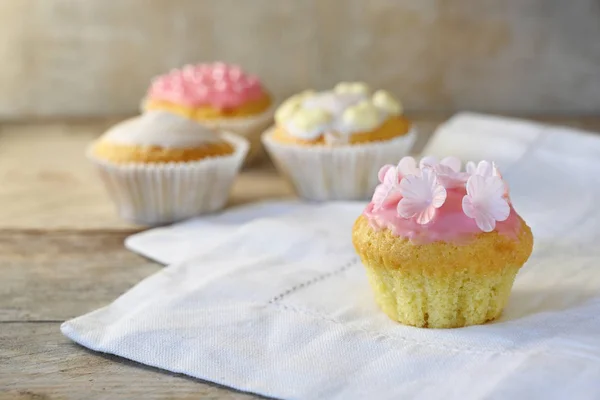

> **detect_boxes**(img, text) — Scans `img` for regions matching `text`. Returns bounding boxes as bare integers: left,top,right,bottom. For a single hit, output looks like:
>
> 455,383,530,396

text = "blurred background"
2,0,600,229
1,0,600,119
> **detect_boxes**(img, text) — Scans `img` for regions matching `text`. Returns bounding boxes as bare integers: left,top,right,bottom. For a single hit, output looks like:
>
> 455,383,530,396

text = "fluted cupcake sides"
262,126,416,201
199,106,274,164
352,214,533,328
89,133,248,225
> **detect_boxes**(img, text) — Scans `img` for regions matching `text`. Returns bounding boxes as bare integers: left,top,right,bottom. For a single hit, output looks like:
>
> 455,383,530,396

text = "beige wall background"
1,0,599,119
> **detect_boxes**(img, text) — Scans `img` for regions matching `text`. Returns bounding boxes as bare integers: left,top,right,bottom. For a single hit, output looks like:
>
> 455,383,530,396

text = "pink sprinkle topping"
148,62,266,109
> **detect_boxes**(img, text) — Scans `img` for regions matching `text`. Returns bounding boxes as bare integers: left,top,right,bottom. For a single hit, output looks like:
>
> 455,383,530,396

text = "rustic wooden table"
2,115,599,399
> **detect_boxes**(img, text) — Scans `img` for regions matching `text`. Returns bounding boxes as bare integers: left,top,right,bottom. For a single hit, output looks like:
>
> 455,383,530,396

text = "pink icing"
148,62,266,110
364,186,523,245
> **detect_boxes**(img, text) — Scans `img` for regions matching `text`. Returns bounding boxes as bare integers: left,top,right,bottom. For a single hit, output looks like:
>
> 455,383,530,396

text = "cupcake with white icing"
88,110,248,225
262,82,416,201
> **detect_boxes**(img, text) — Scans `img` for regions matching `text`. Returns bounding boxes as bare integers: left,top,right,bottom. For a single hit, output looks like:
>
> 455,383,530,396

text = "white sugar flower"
397,156,421,177
466,161,475,174
397,168,447,224
466,160,510,200
466,160,494,177
418,156,468,188
433,156,469,189
438,156,461,172
462,175,510,232
372,165,401,209
419,155,462,171
397,156,463,182
377,164,395,183
419,155,439,169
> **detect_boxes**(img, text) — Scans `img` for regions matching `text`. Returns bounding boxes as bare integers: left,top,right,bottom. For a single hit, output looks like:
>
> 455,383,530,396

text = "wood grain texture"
0,231,155,322
1,0,600,117
0,120,293,230
0,323,265,400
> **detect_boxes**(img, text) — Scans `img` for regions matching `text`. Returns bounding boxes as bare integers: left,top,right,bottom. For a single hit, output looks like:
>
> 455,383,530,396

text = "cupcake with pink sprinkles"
143,62,274,163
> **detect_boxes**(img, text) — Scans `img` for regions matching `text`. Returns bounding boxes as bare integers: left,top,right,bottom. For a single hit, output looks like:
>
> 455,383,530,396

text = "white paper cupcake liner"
262,127,417,201
201,106,274,165
88,133,249,226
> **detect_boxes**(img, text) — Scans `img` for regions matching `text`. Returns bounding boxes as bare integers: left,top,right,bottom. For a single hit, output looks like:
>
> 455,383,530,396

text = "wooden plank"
0,231,158,322
0,119,134,231
0,322,264,400
0,119,293,231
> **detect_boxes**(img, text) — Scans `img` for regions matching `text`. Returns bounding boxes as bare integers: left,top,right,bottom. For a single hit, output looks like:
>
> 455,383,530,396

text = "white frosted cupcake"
262,82,416,201
88,110,248,225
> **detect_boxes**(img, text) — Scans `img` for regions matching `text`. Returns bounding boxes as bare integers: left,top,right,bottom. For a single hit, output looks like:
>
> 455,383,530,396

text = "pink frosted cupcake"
143,62,273,163
352,156,534,328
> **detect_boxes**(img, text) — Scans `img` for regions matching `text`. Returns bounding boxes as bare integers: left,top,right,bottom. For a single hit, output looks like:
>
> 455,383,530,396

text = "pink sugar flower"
432,156,469,189
416,156,468,189
462,174,510,232
466,160,510,200
466,160,494,177
397,156,421,177
397,168,447,225
419,155,438,169
377,164,395,183
372,166,401,210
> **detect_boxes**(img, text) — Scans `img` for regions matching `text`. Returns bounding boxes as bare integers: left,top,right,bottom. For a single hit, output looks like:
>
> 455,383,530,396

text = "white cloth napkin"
62,113,600,400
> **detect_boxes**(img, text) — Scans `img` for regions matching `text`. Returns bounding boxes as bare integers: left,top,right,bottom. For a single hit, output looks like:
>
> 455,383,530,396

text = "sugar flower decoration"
466,160,494,177
397,168,447,224
397,156,421,177
377,164,394,182
372,156,423,209
415,156,469,189
419,156,439,169
466,160,510,200
372,165,401,210
148,63,264,109
432,156,469,189
462,175,510,232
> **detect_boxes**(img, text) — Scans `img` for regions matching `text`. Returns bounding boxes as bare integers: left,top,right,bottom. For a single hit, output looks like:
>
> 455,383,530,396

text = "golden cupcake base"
144,97,274,166
144,95,272,120
270,116,411,146
352,214,534,328
92,138,235,164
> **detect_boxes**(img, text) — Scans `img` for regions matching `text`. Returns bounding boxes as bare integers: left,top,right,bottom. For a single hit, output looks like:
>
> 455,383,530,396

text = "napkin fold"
63,113,600,400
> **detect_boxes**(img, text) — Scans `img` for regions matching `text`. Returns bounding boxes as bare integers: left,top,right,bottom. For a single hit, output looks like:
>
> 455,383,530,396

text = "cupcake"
352,156,533,328
262,82,416,201
143,62,273,164
89,110,248,225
